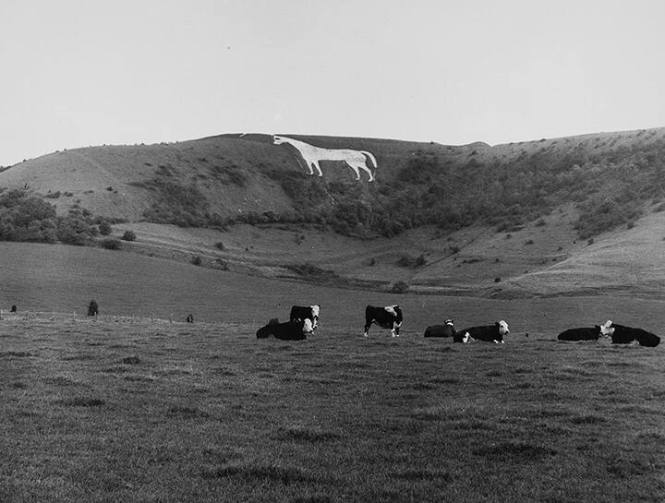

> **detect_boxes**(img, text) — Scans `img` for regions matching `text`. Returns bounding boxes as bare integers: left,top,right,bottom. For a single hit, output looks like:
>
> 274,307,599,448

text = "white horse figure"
273,135,377,182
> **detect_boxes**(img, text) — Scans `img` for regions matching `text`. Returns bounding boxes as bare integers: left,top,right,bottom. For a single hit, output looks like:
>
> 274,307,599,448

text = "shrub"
100,238,121,250
391,281,409,293
191,255,202,266
214,241,225,250
121,230,136,241
98,221,112,235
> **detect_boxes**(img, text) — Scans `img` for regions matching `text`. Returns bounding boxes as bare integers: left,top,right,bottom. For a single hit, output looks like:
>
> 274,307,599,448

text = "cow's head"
444,319,454,327
273,135,285,145
310,305,320,318
496,320,510,336
302,318,314,334
599,320,614,337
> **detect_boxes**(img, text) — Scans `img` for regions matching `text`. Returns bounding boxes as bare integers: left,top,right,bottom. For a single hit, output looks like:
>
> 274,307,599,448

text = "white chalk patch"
273,135,377,182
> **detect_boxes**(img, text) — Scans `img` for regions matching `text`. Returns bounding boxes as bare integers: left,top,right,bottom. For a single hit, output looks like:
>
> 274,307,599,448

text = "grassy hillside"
2,127,665,297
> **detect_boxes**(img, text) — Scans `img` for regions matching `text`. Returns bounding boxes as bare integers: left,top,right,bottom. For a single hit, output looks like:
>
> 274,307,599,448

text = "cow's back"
424,325,455,338
558,327,599,341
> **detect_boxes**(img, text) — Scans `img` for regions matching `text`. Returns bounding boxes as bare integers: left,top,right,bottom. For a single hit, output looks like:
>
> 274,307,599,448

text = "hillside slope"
2,128,665,297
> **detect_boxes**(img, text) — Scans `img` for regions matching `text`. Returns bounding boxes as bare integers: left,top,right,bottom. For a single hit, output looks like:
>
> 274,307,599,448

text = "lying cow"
424,319,455,338
289,304,320,330
557,321,613,341
364,305,403,337
256,318,313,341
609,323,660,347
454,320,510,344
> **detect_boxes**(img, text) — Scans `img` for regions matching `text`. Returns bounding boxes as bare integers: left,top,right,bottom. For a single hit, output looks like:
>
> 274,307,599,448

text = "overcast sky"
1,0,664,166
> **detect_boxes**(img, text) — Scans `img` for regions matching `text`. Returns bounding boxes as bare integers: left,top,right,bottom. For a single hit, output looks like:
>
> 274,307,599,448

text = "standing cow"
424,319,455,338
364,305,403,337
289,305,320,331
454,320,510,344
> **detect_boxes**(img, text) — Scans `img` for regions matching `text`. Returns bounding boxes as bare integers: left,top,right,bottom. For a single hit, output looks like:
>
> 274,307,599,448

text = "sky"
1,0,665,166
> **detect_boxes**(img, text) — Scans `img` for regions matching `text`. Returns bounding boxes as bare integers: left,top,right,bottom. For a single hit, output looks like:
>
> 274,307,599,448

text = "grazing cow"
454,320,510,344
10,305,17,313
289,305,320,330
186,314,194,323
87,300,99,317
364,305,403,337
609,323,660,347
557,321,613,341
256,318,313,341
424,319,455,338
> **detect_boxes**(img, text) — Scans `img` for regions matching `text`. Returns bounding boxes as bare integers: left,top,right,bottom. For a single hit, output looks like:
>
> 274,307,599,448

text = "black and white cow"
557,321,613,341
424,319,455,338
609,323,660,347
364,305,403,337
453,320,510,344
256,318,313,341
289,304,320,330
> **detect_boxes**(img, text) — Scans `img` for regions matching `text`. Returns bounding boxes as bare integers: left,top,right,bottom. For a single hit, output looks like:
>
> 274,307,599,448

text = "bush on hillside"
390,281,409,293
98,220,112,236
100,238,121,250
121,230,136,241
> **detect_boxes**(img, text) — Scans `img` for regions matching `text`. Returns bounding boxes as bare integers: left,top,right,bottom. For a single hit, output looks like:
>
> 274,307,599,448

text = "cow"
289,305,320,330
453,320,510,344
424,319,455,338
87,300,99,317
557,321,613,341
364,305,402,337
186,314,194,323
256,318,313,341
10,305,17,313
609,323,660,347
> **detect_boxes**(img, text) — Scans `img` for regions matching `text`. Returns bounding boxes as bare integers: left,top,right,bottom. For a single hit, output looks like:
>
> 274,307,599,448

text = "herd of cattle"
255,304,661,347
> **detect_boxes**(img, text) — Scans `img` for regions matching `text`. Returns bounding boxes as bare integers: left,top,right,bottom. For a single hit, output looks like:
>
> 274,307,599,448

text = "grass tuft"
58,397,105,407
201,464,327,485
277,426,341,443
473,441,557,461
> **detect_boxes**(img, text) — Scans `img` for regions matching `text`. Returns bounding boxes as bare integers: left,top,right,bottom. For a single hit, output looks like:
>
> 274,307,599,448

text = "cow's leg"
363,319,372,337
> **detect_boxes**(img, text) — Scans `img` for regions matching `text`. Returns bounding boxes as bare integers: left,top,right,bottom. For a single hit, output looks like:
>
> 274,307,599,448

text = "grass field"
1,242,664,501
1,312,664,502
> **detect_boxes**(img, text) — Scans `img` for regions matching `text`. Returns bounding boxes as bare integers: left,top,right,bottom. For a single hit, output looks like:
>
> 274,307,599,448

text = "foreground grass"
1,317,664,502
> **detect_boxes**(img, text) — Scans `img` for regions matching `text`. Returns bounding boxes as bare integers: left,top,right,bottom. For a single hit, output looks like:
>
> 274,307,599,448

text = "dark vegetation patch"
569,415,608,425
276,427,341,443
61,354,96,361
605,454,654,478
166,406,209,419
57,397,105,407
123,375,154,382
201,464,328,485
428,377,461,385
392,468,452,482
0,351,33,358
43,376,79,386
473,441,557,461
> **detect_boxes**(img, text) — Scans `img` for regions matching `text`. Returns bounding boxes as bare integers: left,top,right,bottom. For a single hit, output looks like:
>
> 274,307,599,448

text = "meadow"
1,311,664,502
1,242,664,501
